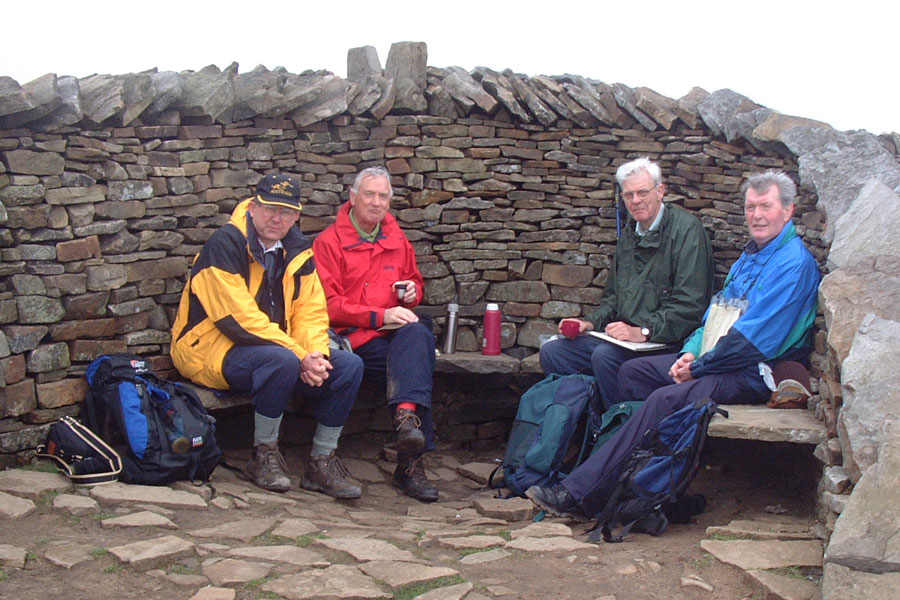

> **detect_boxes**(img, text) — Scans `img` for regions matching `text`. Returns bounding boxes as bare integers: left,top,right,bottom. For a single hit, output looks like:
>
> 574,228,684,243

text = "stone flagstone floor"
0,443,824,600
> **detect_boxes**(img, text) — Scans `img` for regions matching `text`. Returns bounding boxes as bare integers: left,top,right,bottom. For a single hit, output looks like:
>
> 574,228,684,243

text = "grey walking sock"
254,413,283,447
311,423,343,458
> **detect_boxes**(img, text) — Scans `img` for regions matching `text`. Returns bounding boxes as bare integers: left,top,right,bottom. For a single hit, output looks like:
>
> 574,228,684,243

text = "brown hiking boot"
393,407,425,453
393,454,438,503
245,442,291,492
300,451,362,499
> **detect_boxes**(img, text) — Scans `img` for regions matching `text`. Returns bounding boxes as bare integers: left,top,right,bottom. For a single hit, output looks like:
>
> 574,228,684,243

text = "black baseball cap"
256,173,302,212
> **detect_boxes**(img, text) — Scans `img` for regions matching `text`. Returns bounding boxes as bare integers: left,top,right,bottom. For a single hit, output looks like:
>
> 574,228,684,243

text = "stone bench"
183,351,827,446
709,404,826,445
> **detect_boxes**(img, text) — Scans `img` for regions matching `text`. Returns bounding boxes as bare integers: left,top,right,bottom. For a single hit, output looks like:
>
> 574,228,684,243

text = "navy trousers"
353,316,436,453
539,335,668,412
561,352,769,517
222,345,363,428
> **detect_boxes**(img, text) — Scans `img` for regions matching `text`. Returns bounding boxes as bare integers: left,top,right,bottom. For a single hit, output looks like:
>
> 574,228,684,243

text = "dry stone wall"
4,42,900,597
0,46,835,462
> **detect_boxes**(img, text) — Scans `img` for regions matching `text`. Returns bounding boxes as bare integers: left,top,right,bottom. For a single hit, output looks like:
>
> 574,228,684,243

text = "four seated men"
170,164,818,516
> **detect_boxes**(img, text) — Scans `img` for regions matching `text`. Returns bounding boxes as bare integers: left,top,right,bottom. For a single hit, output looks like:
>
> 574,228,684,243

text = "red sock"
397,402,417,412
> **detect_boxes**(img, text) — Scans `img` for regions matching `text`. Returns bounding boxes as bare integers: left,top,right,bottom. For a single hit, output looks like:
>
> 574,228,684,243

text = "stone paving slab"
0,469,70,500
246,491,298,506
510,521,573,538
188,517,276,542
91,482,208,509
210,481,253,503
505,536,595,552
227,544,329,567
271,517,319,538
437,534,506,549
459,548,512,565
107,534,196,570
43,540,93,568
53,493,100,515
261,564,390,599
358,560,459,589
0,489,36,519
203,557,273,586
0,543,27,569
708,405,826,444
706,517,817,541
456,461,498,485
413,581,474,600
101,510,178,529
315,536,420,562
152,570,209,587
746,568,819,600
189,587,236,600
472,497,533,521
701,539,824,570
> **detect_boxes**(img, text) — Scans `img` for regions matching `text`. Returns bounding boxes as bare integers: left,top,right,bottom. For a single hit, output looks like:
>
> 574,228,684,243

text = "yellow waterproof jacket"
170,198,330,389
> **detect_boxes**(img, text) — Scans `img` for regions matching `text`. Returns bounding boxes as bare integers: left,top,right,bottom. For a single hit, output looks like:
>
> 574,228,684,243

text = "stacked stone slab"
2,43,900,598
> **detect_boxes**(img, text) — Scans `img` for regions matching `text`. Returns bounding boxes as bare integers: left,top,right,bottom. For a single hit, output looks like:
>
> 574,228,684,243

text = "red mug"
561,319,580,338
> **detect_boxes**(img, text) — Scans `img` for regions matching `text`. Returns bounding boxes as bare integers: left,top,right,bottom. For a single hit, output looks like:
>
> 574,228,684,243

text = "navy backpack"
588,397,726,542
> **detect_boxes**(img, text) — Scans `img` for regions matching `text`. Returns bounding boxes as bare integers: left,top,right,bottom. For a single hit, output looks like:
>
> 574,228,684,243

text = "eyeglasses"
255,201,299,220
621,186,657,202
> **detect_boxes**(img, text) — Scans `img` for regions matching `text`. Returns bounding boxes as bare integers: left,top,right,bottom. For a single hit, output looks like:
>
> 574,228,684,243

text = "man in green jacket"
539,157,714,411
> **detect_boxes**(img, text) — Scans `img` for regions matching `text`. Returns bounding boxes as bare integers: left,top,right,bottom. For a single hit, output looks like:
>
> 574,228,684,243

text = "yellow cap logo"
270,180,294,196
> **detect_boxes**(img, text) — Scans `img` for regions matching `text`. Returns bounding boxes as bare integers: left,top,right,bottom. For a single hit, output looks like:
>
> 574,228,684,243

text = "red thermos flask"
482,303,501,355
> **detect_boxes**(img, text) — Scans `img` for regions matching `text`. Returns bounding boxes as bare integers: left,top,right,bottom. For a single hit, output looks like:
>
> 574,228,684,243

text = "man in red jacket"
313,166,438,502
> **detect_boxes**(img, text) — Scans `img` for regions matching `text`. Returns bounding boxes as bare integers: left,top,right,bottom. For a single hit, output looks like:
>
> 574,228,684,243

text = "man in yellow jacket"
171,174,363,497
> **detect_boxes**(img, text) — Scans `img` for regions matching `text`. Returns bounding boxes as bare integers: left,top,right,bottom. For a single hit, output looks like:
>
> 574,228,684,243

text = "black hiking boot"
393,453,438,503
393,407,425,453
526,484,586,520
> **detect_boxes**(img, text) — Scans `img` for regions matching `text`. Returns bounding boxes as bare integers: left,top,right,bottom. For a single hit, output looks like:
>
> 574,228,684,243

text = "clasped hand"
668,352,695,383
300,351,332,387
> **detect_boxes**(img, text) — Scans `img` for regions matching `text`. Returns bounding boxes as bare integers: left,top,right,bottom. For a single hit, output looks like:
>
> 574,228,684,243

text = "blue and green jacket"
682,221,820,380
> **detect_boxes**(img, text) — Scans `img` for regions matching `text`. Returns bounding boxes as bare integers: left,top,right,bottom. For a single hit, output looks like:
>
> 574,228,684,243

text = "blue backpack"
588,397,726,542
496,374,599,496
83,354,222,485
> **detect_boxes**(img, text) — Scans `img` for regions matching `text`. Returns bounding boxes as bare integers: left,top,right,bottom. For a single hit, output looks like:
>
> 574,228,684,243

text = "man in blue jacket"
527,170,821,519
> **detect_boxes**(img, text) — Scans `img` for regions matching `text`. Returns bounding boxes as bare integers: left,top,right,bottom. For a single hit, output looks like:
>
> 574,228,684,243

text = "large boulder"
826,420,900,574
172,65,235,124
791,130,900,243
827,180,900,271
0,73,61,128
838,315,900,482
385,41,427,113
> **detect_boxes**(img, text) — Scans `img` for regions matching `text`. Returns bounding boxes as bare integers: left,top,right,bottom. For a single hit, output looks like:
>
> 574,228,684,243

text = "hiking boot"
393,454,438,503
526,484,586,520
393,407,425,453
300,451,362,499
245,442,291,492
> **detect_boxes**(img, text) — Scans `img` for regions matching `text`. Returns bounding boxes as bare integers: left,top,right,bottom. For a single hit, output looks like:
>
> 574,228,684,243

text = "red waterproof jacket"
313,202,425,349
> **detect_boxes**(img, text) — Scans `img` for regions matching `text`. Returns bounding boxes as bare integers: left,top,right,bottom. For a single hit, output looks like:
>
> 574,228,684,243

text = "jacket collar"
742,220,797,255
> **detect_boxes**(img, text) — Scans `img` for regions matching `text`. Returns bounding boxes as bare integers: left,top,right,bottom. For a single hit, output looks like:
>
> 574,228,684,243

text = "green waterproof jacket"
586,204,714,346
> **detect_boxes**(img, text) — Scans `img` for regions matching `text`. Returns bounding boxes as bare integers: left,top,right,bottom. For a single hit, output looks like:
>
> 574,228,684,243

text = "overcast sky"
3,1,897,135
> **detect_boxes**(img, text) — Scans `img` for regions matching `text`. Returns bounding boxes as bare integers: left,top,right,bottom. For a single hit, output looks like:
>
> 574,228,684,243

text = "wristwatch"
640,327,651,339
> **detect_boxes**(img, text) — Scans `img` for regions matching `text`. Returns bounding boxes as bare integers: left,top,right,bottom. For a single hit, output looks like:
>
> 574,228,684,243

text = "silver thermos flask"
442,303,459,354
